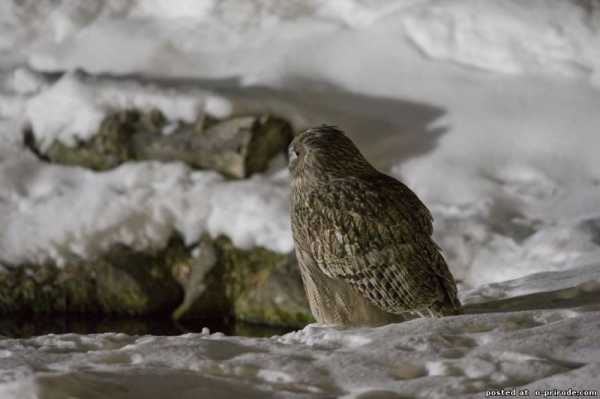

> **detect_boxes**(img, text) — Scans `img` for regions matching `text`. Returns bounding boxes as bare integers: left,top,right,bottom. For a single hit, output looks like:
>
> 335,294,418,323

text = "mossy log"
170,236,313,328
0,236,313,328
28,110,293,178
0,239,183,316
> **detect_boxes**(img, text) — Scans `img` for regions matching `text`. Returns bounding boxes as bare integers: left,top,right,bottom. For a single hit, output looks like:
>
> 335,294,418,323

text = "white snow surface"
3,0,599,86
0,154,292,266
1,267,599,398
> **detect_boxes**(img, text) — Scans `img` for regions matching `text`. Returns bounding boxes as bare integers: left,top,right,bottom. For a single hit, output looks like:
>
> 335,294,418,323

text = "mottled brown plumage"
289,125,461,326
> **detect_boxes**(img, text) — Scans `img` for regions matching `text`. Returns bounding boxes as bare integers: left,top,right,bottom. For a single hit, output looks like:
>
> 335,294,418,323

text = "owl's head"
288,125,374,181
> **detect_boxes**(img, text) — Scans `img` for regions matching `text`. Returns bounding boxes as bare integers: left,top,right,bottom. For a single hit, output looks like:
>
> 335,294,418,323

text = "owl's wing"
296,173,456,314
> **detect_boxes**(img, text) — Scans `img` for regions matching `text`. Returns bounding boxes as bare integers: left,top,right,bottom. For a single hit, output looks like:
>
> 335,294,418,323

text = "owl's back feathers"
289,126,462,324
292,173,461,318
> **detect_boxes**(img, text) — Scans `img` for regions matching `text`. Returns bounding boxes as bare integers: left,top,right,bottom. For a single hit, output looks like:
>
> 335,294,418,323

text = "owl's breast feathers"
291,173,461,315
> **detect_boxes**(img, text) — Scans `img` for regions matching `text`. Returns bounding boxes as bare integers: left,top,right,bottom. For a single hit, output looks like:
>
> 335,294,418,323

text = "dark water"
0,314,296,339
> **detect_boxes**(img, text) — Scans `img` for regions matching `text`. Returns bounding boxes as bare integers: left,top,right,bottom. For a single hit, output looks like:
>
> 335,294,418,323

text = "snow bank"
0,156,292,266
25,73,105,149
390,80,600,286
403,0,600,84
5,0,598,88
466,259,600,296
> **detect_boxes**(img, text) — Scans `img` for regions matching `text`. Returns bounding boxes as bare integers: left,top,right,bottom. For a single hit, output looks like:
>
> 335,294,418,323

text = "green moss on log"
0,238,182,316
0,235,312,329
27,110,293,178
215,236,314,328
43,110,165,171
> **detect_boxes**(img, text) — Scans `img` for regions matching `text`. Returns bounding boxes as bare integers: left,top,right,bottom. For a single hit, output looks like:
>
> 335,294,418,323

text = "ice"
278,324,372,349
461,262,600,304
257,369,295,384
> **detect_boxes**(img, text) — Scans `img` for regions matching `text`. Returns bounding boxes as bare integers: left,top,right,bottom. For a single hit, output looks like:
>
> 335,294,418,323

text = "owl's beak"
288,144,298,164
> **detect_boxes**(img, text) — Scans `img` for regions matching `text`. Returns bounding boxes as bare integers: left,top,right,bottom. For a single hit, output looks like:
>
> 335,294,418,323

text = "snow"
461,262,600,304
2,0,597,288
0,158,292,266
7,68,46,95
25,73,105,149
393,78,600,286
1,0,600,396
0,0,600,288
402,0,600,84
0,271,598,398
131,0,215,20
0,0,598,282
23,72,231,151
5,0,597,87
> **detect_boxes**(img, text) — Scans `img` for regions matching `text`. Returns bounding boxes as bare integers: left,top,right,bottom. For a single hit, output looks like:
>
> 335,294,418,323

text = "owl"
289,125,461,326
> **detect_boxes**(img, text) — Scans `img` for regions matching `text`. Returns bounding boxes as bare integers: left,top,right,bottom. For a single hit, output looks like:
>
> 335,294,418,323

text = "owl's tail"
429,289,463,317
433,301,463,317
428,271,463,317
427,246,463,317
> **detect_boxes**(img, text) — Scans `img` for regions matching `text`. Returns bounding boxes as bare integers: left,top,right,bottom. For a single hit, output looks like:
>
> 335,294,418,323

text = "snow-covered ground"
2,267,599,398
1,0,600,397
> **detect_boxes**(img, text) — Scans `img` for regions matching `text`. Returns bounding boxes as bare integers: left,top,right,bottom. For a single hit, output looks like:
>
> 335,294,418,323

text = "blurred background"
1,0,600,337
